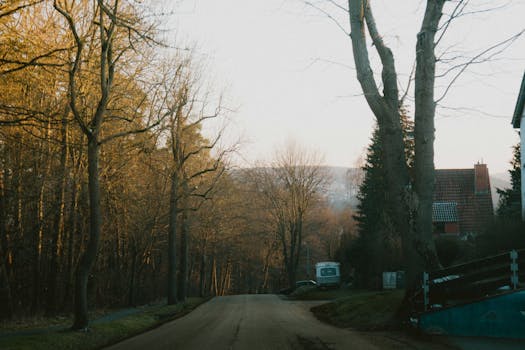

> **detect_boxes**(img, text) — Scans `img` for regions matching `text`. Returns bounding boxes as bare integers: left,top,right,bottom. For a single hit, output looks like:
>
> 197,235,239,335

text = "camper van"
315,261,341,287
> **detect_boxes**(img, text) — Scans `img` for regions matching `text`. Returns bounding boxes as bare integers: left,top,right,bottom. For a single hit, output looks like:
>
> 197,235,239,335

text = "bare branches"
436,28,525,103
0,0,44,19
0,47,70,75
97,0,165,49
303,1,349,36
362,2,398,108
53,0,90,137
435,0,468,47
348,0,387,119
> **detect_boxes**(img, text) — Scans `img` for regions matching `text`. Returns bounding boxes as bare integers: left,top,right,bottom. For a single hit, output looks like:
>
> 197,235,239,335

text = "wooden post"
510,250,518,290
423,272,430,311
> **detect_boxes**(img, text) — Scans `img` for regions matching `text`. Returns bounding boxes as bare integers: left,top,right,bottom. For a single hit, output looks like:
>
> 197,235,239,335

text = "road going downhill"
104,294,396,350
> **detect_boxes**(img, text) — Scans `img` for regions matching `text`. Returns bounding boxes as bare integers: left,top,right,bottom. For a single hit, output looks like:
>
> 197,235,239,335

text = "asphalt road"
104,294,393,350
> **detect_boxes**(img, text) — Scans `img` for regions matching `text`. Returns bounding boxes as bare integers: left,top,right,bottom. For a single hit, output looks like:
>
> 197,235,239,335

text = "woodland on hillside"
0,1,355,325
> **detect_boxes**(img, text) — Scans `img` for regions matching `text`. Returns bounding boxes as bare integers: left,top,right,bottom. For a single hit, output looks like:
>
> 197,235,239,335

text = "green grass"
0,298,207,350
310,290,405,330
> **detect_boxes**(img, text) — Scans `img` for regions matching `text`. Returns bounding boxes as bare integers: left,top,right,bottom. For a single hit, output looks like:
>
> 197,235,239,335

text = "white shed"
512,72,525,221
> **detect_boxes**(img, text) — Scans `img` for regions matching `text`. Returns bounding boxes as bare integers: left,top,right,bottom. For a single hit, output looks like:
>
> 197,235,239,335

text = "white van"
315,261,341,287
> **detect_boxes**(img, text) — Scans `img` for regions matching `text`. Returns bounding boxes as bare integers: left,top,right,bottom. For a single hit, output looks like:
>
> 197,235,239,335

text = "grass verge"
0,298,207,350
310,290,405,330
289,286,356,300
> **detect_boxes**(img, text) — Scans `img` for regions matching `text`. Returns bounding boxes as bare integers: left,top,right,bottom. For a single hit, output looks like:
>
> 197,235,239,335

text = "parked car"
279,280,317,295
295,280,317,288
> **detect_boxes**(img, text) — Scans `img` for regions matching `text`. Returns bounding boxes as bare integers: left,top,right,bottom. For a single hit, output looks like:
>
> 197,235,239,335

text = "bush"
434,236,474,267
475,219,525,256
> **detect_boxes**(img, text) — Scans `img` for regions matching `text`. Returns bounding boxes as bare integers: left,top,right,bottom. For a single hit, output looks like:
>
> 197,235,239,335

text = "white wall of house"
521,111,525,221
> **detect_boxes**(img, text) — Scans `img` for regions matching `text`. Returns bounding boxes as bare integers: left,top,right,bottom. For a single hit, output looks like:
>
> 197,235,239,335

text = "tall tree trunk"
199,237,207,297
0,163,13,320
167,173,178,305
211,255,218,296
72,138,101,330
46,114,68,316
413,0,444,274
177,197,189,302
261,243,273,292
292,218,303,284
128,245,137,306
32,121,52,315
64,164,80,310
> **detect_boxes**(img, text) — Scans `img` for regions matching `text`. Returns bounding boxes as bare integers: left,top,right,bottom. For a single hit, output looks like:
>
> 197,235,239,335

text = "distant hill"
323,166,361,210
233,166,510,212
324,167,511,212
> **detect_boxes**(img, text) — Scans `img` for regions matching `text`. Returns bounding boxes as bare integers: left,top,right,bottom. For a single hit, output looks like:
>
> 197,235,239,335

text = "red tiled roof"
434,166,494,234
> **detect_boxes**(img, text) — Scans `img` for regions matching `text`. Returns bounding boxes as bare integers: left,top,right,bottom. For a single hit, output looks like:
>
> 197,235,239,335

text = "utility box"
383,271,405,289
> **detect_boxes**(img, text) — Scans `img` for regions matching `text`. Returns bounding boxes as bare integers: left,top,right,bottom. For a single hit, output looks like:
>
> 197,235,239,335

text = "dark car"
295,280,317,287
279,280,317,295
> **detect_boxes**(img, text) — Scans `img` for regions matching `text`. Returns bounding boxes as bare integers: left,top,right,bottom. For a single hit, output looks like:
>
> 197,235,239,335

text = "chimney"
474,163,490,194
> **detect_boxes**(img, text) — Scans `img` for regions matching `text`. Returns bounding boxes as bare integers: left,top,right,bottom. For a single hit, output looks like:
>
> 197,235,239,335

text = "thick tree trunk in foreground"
348,0,441,297
413,0,445,275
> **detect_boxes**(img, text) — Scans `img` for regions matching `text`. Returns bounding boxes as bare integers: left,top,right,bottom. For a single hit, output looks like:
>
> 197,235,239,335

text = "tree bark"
413,0,445,274
64,161,80,310
46,113,68,316
177,205,189,302
199,236,208,297
128,246,137,306
167,172,178,305
0,163,13,320
72,138,101,330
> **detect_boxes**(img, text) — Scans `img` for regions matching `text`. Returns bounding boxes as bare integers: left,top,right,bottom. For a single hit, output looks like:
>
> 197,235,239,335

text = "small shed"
511,72,525,221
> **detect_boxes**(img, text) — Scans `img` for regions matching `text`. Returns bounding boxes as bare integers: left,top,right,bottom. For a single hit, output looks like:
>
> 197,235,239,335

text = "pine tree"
476,142,524,255
350,111,414,288
496,143,521,220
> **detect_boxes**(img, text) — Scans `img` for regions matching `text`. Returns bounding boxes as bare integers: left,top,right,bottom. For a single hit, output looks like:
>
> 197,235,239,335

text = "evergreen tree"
350,111,414,288
496,143,521,220
476,142,524,256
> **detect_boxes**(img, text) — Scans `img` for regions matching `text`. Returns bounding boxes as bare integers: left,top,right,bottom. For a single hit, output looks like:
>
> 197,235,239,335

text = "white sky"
166,0,525,175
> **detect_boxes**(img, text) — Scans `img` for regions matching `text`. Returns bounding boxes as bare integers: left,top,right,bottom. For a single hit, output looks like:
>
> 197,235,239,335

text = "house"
432,163,494,237
511,72,525,221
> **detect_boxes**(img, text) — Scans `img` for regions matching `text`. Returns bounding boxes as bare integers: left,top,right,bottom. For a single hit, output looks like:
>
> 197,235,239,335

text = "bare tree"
306,1,524,300
155,57,232,304
249,142,329,288
346,0,444,298
53,0,164,329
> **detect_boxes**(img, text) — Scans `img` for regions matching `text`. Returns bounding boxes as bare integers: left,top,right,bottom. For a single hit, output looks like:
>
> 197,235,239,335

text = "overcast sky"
166,0,525,175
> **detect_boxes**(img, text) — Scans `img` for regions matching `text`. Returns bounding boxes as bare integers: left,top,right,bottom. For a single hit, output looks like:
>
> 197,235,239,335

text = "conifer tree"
496,143,521,220
351,111,414,288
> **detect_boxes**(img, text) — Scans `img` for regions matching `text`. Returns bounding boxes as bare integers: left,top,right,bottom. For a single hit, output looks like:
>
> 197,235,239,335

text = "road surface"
105,294,442,350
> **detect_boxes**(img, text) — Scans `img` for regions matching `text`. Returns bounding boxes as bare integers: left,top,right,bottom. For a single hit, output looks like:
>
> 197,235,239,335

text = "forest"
2,0,524,333
0,0,355,327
